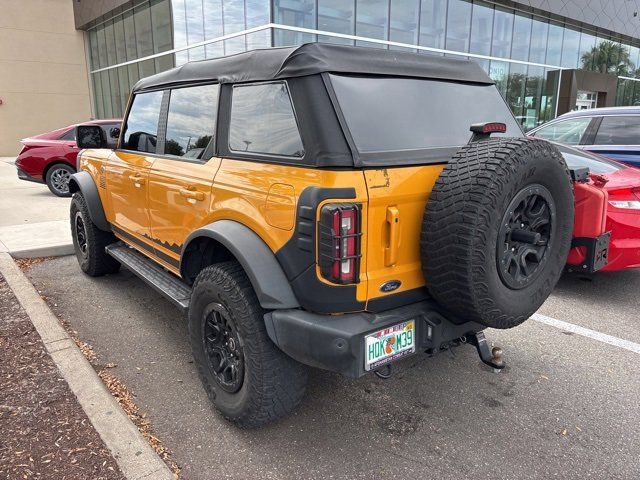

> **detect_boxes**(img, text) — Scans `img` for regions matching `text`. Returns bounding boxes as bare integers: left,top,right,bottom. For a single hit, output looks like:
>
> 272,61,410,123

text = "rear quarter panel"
77,148,115,221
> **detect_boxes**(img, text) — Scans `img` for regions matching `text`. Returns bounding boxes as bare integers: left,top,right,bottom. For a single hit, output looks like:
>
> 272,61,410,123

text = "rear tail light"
608,187,640,209
318,204,362,284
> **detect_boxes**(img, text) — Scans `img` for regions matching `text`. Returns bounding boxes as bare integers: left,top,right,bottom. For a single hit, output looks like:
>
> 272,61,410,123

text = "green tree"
581,41,633,76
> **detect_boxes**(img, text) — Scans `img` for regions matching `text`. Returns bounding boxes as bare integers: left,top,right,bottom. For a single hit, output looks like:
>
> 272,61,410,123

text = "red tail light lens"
318,204,362,284
608,187,640,209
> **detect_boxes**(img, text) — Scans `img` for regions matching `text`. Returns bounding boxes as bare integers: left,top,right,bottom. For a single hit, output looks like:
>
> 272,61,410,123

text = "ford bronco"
70,44,607,427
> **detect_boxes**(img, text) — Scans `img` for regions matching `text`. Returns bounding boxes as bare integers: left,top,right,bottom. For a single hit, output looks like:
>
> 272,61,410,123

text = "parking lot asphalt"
27,256,640,480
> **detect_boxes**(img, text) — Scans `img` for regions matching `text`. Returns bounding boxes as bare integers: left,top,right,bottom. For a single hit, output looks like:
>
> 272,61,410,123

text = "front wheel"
70,193,120,276
189,261,307,428
46,163,75,197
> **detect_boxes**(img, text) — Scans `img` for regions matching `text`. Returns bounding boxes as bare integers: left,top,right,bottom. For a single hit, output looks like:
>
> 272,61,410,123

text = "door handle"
384,206,400,267
128,174,146,186
179,188,204,201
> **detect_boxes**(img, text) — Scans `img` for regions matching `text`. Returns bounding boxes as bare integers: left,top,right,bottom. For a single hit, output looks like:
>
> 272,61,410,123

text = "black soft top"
132,43,494,93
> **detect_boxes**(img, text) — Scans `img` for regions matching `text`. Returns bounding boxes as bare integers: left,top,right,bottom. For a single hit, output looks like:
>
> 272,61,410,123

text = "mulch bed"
0,274,125,480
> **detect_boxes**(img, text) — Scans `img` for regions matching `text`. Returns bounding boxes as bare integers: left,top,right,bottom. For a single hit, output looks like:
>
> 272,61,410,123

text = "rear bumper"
264,300,484,378
16,165,43,184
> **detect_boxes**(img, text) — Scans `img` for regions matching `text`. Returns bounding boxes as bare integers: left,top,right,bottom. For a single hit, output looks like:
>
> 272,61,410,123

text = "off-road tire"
46,163,75,197
70,193,120,276
421,138,574,329
189,261,307,428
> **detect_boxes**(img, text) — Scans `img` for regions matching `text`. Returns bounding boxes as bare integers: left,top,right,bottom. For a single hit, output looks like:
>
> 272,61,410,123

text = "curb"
10,243,75,259
0,252,174,480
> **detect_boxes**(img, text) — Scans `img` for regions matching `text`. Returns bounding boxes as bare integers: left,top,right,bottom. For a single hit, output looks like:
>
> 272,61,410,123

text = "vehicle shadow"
554,269,640,304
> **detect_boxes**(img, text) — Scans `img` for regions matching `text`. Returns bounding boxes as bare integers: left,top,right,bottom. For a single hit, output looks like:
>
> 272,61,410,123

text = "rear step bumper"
106,242,191,312
264,303,485,379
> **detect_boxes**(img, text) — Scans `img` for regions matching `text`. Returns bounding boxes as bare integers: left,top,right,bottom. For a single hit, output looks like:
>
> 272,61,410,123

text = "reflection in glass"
186,0,206,60
356,0,388,49
165,85,219,158
123,10,138,61
560,27,580,68
529,19,548,64
123,90,164,153
389,0,420,51
470,1,493,56
105,20,117,67
546,22,563,66
511,13,532,62
318,0,355,45
491,7,513,59
229,83,304,157
274,0,316,45
490,60,509,96
172,0,189,65
151,0,174,70
419,0,446,51
223,0,247,54
446,0,471,53
578,31,596,70
204,0,224,58
134,4,154,58
113,17,127,64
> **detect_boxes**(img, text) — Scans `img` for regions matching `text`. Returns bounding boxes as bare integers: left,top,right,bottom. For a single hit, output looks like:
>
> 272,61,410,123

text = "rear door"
107,90,163,246
147,84,222,269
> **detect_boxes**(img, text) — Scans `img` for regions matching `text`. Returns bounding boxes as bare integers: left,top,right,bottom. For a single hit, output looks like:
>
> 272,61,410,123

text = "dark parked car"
528,107,640,168
15,119,121,196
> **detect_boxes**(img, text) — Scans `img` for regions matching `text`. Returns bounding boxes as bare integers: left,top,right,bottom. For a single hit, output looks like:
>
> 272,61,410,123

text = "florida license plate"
365,320,415,371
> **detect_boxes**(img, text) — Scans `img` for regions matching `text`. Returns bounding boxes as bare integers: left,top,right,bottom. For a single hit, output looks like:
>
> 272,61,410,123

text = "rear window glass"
165,84,219,159
329,74,521,154
229,82,304,158
595,116,640,145
122,90,163,154
59,129,75,141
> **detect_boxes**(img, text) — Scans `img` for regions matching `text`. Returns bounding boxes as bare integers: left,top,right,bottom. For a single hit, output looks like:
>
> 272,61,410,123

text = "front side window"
229,82,304,158
165,84,219,159
594,116,640,145
122,90,163,153
531,117,592,145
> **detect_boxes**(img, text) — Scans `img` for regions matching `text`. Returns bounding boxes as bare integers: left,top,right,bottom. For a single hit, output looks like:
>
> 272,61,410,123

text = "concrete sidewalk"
0,157,73,257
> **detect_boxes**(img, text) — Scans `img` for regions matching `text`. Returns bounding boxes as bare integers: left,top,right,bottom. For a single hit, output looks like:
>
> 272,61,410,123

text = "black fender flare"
68,171,110,231
181,220,300,310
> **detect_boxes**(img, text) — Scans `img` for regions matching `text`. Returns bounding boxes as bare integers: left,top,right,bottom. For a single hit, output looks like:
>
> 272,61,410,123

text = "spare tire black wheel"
421,138,574,329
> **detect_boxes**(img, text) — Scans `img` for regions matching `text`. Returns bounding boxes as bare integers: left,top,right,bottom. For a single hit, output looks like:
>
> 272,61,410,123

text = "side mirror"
109,127,121,139
76,125,108,149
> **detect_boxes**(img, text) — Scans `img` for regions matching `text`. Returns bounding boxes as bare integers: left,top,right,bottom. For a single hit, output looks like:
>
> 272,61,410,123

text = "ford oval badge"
380,280,401,293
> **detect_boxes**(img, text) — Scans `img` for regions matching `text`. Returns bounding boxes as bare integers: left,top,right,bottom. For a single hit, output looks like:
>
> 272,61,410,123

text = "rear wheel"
189,261,307,428
70,193,120,276
46,163,74,197
421,138,574,329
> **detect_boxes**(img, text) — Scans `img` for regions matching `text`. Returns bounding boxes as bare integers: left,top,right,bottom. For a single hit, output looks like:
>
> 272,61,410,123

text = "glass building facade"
87,0,640,129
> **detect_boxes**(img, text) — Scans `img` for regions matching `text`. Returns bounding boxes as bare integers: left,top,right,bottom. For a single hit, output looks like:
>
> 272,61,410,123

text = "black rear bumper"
16,165,42,184
264,300,484,378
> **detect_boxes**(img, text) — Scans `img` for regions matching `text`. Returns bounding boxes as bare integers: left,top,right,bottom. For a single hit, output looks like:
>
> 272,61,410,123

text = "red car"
15,119,121,197
559,143,640,271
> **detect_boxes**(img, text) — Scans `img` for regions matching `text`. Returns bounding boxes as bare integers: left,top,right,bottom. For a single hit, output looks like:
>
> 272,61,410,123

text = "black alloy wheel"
74,211,89,259
202,303,244,393
497,184,555,290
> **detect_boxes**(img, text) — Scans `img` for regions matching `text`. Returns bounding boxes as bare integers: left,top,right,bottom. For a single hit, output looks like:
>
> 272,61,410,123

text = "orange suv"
70,44,579,427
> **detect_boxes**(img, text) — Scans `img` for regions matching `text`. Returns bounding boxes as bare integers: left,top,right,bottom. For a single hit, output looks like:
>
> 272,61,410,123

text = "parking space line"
532,313,640,355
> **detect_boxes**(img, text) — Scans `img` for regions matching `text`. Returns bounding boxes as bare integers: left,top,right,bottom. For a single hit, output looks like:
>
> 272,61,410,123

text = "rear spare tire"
421,138,573,329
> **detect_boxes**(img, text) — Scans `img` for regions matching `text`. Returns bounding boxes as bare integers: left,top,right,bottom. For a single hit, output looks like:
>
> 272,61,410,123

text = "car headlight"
609,200,640,209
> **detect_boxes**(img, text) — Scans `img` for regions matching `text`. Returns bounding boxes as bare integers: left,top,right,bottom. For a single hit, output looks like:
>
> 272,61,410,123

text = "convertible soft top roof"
132,43,494,92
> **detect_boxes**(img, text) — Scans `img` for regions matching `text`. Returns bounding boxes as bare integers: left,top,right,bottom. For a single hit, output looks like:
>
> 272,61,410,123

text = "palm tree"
581,41,633,76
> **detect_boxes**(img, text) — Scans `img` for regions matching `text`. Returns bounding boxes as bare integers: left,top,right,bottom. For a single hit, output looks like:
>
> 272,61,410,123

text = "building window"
318,0,355,45
446,0,472,53
356,0,389,49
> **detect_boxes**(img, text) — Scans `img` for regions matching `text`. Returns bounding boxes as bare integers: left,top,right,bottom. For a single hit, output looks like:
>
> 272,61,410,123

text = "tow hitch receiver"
465,331,505,371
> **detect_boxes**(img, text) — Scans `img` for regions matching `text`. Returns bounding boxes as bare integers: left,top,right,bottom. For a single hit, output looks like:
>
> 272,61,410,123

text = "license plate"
364,320,415,371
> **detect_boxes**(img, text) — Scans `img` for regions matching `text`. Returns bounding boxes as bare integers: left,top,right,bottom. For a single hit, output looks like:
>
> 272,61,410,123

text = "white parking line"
532,313,640,355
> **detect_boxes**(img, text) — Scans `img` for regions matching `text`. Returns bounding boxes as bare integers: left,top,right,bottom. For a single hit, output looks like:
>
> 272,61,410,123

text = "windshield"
555,145,624,174
329,74,522,160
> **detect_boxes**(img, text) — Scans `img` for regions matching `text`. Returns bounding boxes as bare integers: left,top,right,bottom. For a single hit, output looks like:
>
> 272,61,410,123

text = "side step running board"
106,242,191,312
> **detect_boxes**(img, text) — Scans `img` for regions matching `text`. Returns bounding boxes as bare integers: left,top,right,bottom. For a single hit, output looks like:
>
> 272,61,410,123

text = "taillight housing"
608,187,640,209
318,203,362,284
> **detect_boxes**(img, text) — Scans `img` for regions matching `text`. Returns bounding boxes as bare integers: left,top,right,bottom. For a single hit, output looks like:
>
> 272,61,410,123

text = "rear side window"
165,84,219,159
531,117,592,145
229,82,304,158
594,116,640,145
122,90,163,153
59,129,75,141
